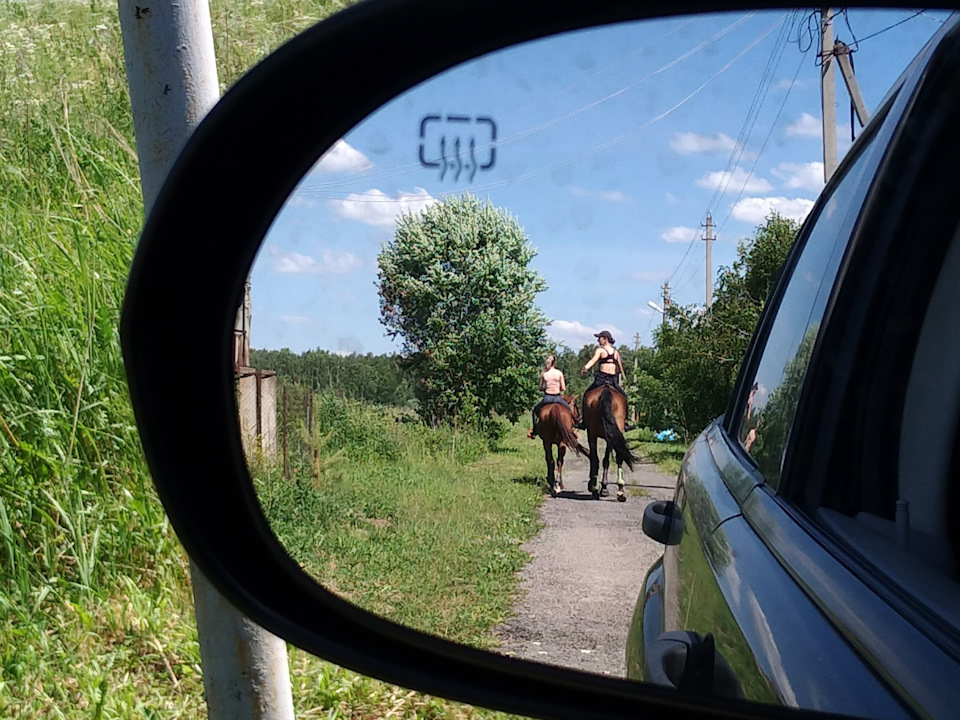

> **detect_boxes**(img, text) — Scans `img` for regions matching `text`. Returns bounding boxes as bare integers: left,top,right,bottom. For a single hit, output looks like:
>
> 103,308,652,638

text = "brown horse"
536,394,588,495
581,385,638,501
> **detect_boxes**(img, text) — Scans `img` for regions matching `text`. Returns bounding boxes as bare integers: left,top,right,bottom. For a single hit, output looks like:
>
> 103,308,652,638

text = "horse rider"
527,354,574,439
580,330,627,397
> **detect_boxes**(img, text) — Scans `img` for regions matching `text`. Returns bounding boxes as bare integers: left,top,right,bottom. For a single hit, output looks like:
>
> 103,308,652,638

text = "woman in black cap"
580,330,626,395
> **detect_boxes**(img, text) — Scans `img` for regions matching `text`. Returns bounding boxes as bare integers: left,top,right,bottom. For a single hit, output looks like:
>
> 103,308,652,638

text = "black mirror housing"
120,1,907,718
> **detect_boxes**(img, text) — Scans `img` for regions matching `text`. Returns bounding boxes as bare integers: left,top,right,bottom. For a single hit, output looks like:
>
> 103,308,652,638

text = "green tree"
642,213,799,439
377,194,549,433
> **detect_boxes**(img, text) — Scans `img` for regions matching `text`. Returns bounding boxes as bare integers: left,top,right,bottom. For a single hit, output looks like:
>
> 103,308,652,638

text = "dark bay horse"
581,385,638,501
536,394,588,495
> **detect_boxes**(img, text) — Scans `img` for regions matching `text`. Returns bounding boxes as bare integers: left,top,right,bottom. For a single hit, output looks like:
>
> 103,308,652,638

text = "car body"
628,11,960,719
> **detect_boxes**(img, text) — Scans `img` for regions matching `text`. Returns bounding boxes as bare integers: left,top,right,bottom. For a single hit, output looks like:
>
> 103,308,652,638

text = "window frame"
721,91,901,476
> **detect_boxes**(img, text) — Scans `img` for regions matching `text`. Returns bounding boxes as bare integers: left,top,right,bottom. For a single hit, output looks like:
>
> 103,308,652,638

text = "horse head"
563,394,580,424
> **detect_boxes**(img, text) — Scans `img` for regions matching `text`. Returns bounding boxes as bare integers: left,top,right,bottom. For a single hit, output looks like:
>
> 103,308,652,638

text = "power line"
305,16,787,201
499,13,758,147
300,13,762,197
716,42,809,236
704,11,797,216
662,13,790,289
852,10,927,45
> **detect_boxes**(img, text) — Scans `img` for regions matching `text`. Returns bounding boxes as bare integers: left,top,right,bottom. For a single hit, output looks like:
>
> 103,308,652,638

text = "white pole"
821,8,838,182
703,212,714,310
118,3,295,718
119,0,220,215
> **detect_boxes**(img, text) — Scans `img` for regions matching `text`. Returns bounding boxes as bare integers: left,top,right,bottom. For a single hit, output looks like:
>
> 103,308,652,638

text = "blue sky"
249,8,952,356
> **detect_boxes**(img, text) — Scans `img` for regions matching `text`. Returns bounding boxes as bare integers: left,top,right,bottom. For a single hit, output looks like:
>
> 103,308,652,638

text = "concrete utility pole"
661,282,672,326
702,212,714,310
821,8,838,182
118,3,295,719
835,39,870,129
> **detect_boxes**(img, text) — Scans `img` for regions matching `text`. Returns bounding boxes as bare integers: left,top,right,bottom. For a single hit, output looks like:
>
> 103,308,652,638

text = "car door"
631,13,960,718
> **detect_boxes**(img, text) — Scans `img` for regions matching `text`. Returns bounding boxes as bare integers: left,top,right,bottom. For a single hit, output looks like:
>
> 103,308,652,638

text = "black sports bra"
598,351,618,370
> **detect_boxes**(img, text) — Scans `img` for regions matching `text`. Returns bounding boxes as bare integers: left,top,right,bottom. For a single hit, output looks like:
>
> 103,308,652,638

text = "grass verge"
257,394,546,650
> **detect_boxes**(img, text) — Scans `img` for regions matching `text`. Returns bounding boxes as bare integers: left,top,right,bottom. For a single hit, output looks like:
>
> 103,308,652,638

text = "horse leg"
588,435,600,499
600,443,611,497
615,400,627,502
556,445,566,492
543,440,556,495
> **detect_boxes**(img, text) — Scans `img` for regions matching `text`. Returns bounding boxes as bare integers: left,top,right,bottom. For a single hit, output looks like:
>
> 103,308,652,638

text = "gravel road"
491,442,677,678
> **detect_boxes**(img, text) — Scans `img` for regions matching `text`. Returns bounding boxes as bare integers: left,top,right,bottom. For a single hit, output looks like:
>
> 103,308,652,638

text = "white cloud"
283,194,318,209
335,336,364,356
664,192,679,205
731,197,815,225
773,77,807,91
312,140,374,173
331,188,437,227
786,112,821,138
548,320,624,350
670,132,737,154
631,269,669,282
696,167,772,194
772,162,825,193
570,186,630,202
267,246,363,274
661,226,698,243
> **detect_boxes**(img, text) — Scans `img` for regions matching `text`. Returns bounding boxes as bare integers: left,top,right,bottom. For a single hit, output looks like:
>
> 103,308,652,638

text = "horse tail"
558,414,589,456
600,387,637,470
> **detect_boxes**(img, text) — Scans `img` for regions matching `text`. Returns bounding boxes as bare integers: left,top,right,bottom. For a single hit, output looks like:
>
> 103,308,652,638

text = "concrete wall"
236,369,276,459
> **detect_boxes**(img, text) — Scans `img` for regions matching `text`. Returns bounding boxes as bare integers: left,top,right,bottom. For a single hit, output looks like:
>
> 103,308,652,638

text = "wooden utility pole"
821,8,838,182
703,212,714,310
118,3,294,718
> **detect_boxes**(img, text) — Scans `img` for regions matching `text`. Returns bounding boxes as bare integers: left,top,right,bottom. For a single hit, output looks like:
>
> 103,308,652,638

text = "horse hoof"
591,489,600,500
600,486,609,497
617,491,627,503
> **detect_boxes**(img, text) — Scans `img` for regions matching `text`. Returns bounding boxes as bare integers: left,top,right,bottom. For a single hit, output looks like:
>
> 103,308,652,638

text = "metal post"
821,8,838,182
118,3,294,718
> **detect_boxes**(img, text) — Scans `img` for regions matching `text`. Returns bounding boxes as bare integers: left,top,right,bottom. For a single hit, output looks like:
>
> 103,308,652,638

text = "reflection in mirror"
237,6,948,704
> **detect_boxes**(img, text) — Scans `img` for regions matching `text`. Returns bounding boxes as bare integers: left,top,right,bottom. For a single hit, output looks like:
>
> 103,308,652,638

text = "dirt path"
491,442,676,678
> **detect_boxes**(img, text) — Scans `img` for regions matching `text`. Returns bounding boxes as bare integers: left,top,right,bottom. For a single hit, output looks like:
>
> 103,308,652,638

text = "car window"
733,100,899,488
815,200,960,634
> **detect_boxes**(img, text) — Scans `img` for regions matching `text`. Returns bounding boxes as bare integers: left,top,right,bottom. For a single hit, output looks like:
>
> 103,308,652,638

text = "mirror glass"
237,6,949,705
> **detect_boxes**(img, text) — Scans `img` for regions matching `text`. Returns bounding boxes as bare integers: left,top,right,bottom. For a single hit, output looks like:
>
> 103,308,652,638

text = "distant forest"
251,343,644,409
250,348,417,407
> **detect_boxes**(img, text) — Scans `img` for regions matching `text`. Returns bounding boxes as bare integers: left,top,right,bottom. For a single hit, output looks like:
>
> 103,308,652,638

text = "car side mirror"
120,1,926,718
